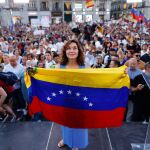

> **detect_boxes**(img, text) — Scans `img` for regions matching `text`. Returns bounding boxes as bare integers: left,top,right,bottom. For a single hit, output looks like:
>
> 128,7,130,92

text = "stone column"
104,0,111,21
36,0,40,18
21,3,28,24
144,0,150,19
1,0,11,27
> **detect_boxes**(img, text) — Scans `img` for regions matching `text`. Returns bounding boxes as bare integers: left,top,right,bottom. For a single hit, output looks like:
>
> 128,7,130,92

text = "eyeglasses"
135,55,140,57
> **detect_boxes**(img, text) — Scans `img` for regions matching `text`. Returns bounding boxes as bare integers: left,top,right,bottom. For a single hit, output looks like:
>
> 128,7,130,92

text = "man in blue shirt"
126,58,142,121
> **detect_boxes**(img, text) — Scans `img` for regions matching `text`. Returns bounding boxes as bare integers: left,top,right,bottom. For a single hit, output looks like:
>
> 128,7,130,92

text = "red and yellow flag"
86,0,94,8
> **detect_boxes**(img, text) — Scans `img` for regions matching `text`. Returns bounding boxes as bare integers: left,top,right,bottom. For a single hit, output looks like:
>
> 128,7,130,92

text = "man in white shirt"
3,55,24,90
141,44,149,56
37,44,46,55
3,55,26,110
94,36,102,49
56,37,64,54
48,40,57,52
0,37,8,53
45,51,56,68
8,44,14,56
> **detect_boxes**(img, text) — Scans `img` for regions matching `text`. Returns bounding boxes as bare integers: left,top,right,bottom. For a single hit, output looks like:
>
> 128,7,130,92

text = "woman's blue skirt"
61,125,88,148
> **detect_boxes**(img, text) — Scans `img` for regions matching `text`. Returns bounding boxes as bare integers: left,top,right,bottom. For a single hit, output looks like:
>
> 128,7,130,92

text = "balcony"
12,7,21,11
40,7,49,11
27,7,37,11
0,6,21,11
51,8,62,17
99,8,105,11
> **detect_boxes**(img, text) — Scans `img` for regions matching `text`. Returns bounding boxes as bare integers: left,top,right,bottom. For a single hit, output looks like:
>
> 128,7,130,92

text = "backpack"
0,72,18,86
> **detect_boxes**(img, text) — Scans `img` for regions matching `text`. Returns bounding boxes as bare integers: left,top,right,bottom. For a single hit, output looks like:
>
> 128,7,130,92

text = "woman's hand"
26,67,37,76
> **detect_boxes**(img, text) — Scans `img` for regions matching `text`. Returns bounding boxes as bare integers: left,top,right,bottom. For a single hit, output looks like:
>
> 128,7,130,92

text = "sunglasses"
135,55,140,57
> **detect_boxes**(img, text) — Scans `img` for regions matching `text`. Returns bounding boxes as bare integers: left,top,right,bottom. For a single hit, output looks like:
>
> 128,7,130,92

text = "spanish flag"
25,66,130,128
97,26,104,34
86,0,94,8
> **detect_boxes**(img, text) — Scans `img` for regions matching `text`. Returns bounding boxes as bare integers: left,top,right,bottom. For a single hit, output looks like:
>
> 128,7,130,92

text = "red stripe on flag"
86,0,92,2
87,4,94,8
29,97,126,128
86,0,94,8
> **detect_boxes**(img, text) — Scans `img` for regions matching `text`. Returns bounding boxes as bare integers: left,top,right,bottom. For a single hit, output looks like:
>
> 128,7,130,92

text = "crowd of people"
0,17,150,123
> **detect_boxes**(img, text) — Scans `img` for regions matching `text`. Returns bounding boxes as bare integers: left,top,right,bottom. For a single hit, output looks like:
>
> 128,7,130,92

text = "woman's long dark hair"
60,39,85,66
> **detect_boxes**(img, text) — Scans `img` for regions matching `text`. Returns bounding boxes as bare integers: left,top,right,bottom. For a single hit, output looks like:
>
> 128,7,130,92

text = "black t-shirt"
132,74,150,103
141,53,150,63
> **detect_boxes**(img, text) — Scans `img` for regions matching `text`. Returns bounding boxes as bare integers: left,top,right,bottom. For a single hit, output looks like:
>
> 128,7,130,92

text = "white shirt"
95,41,102,49
26,59,38,67
56,42,64,53
36,48,46,55
141,50,149,56
3,63,24,89
48,44,57,52
85,52,96,66
0,42,8,53
45,60,56,69
17,56,22,64
104,55,110,65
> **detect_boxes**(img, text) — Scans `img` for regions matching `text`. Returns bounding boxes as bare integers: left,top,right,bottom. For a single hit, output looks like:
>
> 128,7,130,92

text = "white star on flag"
47,97,51,101
83,96,88,101
52,93,56,97
67,90,72,95
76,93,80,97
89,103,93,107
59,90,64,94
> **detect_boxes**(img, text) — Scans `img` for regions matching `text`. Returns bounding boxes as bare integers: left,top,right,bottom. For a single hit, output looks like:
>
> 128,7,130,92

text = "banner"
31,19,41,27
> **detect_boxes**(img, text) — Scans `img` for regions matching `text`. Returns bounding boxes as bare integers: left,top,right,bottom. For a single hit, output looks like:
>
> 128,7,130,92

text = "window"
28,1,36,8
74,2,83,11
85,15,92,22
41,2,47,9
64,2,72,11
74,15,83,23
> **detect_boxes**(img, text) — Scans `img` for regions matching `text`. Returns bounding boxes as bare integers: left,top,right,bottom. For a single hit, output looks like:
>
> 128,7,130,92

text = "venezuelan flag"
25,66,130,128
131,8,140,22
86,0,94,8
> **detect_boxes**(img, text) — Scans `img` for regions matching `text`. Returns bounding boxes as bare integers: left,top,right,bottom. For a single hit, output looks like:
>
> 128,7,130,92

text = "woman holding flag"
57,39,88,150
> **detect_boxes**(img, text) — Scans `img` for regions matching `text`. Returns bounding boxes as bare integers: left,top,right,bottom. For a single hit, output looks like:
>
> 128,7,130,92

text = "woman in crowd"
57,39,88,150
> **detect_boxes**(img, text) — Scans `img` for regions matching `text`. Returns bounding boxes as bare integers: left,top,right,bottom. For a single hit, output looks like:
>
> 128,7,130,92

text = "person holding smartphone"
131,62,150,122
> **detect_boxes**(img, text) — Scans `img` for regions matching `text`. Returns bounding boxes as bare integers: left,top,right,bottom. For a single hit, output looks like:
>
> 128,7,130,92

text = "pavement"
0,121,149,150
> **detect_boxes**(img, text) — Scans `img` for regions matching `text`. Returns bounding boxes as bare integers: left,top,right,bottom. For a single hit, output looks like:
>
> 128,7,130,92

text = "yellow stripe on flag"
86,0,94,8
24,72,31,88
25,66,130,89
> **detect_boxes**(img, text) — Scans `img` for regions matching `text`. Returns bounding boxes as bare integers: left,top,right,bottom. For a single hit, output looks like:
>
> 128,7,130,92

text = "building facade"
0,0,111,27
111,0,150,19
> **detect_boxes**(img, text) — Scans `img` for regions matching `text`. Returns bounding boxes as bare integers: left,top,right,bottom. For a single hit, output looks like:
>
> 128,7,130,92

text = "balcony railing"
27,7,37,11
51,9,62,16
40,7,49,11
12,7,21,11
99,8,105,11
